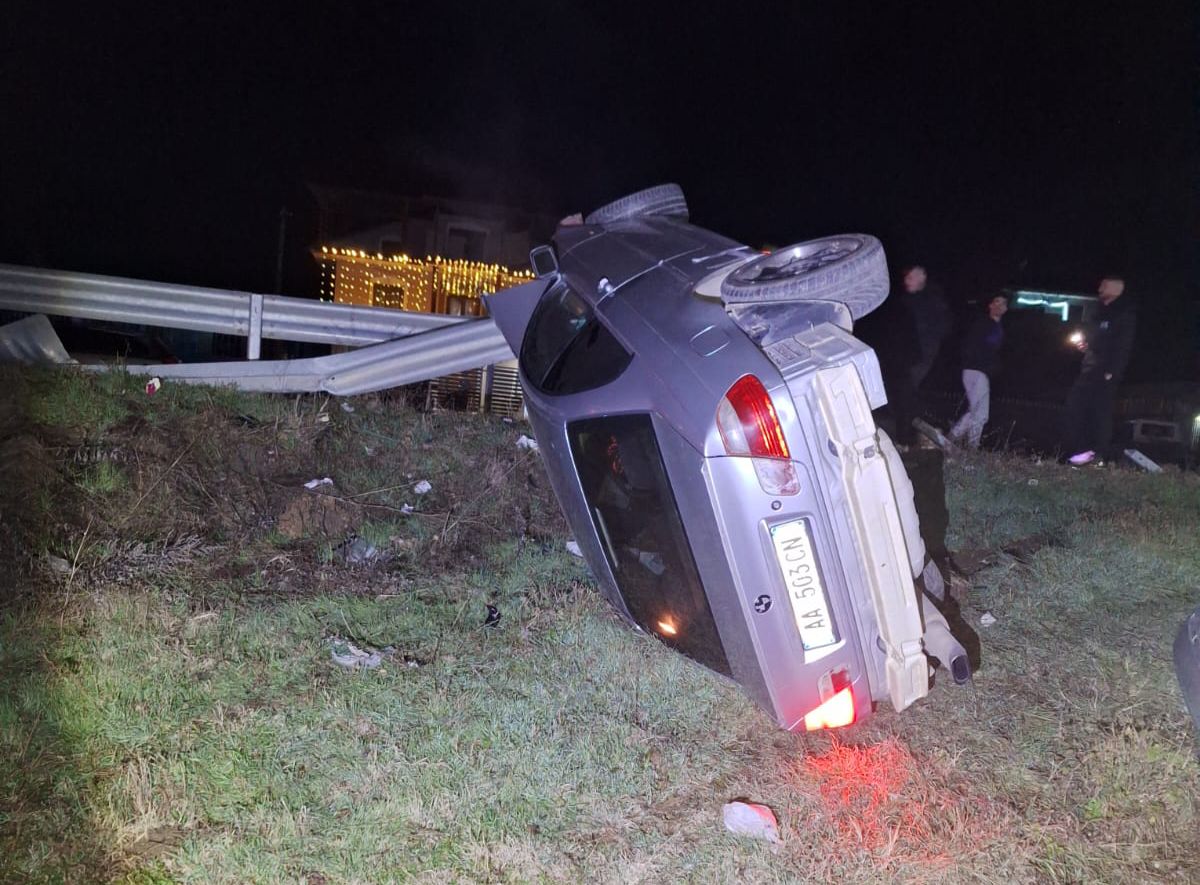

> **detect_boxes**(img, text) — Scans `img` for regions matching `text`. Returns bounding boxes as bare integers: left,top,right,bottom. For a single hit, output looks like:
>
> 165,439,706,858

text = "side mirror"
529,245,559,278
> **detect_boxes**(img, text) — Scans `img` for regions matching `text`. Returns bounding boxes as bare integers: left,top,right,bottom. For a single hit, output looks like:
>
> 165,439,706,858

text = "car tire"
720,234,888,319
585,183,689,225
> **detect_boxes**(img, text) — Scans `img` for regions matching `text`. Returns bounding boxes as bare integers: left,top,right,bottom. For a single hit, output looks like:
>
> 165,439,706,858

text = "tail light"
716,375,799,495
803,686,856,731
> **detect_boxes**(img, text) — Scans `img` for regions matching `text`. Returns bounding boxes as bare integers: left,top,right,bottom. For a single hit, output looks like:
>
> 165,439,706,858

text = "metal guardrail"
0,262,546,395
86,317,518,395
0,314,74,365
0,263,464,354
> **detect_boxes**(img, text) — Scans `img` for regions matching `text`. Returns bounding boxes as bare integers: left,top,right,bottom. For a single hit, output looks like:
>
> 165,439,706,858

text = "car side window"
520,283,633,395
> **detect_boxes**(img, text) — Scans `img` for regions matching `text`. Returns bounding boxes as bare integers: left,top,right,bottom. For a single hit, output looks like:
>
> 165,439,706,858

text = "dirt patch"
1,369,568,604
277,492,359,541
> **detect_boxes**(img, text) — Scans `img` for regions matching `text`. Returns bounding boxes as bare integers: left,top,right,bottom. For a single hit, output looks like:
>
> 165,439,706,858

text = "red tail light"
803,686,856,731
717,375,790,459
716,375,799,495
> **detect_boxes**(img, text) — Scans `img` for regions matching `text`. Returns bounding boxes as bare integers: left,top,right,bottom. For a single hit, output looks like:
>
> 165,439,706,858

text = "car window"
520,283,633,395
569,414,732,675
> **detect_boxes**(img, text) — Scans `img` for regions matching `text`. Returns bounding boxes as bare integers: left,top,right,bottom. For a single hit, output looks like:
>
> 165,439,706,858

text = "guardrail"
0,263,464,355
0,262,544,396
96,317,518,395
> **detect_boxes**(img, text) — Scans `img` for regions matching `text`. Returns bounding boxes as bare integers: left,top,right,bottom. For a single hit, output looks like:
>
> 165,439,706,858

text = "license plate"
770,519,837,651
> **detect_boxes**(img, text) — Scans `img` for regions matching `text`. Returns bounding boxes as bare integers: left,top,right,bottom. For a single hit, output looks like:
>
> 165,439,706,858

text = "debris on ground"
400,503,414,515
980,611,997,627
1027,478,1039,486
483,604,502,627
144,376,162,396
722,801,781,844
913,418,953,451
413,480,432,495
304,477,334,490
565,539,583,557
1124,448,1163,473
328,637,391,670
338,537,379,565
516,434,539,452
340,402,355,413
43,553,71,574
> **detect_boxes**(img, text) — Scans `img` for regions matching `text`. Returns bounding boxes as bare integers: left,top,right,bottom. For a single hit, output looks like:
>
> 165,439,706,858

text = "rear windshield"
568,413,732,675
520,283,633,395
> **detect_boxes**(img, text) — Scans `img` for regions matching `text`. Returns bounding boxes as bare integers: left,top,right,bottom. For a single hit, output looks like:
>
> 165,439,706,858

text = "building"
315,244,533,317
307,185,556,268
312,241,536,418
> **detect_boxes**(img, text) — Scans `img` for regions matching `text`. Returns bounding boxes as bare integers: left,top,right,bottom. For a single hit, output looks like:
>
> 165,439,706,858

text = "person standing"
1064,276,1137,465
854,277,922,445
949,294,1008,449
902,265,951,389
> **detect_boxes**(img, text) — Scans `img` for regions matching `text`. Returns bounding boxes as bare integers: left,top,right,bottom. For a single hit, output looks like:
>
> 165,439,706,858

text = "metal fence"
0,263,465,354
0,263,542,397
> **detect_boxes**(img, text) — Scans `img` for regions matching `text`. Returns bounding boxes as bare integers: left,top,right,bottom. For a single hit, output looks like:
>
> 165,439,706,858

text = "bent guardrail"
0,263,465,354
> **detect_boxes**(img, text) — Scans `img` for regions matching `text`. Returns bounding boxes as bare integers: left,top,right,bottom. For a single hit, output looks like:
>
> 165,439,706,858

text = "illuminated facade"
315,246,534,316
311,245,534,417
306,191,553,417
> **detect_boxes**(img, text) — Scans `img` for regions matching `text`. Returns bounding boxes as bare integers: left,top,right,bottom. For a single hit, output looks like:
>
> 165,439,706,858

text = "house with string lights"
308,189,552,415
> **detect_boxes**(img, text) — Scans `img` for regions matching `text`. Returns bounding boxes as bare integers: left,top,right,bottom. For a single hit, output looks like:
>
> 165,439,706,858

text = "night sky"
1,2,1195,376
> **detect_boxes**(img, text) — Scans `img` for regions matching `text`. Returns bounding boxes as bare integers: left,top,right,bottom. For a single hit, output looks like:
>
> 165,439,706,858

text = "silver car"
486,184,968,732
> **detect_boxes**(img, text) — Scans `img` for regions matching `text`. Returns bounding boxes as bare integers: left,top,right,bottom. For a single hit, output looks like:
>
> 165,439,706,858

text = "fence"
0,263,543,398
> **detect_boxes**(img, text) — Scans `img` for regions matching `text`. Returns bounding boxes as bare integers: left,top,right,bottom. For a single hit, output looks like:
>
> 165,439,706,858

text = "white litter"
44,554,71,574
1027,479,1039,486
329,638,384,670
340,402,355,413
400,503,414,515
565,540,583,557
341,538,379,565
722,801,781,844
516,434,540,452
364,446,376,456
304,477,334,490
1124,448,1163,474
144,376,162,396
318,413,331,424
413,480,432,495
980,611,998,627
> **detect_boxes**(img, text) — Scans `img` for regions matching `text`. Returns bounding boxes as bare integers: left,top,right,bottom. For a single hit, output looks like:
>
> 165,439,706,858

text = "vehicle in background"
486,184,969,733
1116,418,1193,469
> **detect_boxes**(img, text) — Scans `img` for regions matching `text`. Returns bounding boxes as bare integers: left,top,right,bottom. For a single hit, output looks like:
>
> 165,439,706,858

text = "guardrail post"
247,293,264,360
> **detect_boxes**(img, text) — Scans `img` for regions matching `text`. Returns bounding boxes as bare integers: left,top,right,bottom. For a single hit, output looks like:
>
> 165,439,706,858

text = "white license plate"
770,519,837,651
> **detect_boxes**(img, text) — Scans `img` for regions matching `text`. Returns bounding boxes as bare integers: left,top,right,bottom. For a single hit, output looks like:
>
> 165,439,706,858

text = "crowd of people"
855,265,1137,465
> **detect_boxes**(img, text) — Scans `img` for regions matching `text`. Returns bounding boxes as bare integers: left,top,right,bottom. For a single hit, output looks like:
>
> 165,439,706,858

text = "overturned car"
486,184,968,732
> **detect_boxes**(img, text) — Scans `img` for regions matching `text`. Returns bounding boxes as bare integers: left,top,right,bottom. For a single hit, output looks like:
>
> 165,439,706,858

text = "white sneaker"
1068,450,1096,466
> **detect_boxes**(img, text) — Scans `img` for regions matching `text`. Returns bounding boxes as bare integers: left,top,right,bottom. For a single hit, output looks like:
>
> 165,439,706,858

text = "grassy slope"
1,368,1197,884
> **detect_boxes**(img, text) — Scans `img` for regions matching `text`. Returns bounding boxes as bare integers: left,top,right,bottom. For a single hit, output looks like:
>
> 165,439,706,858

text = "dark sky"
1,2,1195,373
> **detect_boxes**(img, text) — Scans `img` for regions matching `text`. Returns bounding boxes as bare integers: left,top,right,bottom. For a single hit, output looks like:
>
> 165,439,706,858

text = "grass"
1,367,1198,882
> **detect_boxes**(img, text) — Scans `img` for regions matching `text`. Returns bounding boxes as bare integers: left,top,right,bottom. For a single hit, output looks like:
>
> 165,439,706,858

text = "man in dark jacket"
902,265,951,388
950,294,1008,448
1064,276,1137,465
854,282,921,445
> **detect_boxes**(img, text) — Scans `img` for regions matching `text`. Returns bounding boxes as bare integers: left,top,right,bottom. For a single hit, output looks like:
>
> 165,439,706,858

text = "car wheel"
720,234,888,319
584,183,689,225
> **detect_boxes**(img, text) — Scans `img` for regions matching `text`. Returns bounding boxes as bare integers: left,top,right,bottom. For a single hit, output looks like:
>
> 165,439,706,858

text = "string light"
314,247,535,313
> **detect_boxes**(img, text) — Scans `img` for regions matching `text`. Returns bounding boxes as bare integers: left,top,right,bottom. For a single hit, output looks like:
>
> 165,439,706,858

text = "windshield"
520,283,633,395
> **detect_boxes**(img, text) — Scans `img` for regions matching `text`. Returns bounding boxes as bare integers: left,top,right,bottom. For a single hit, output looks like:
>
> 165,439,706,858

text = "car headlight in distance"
716,375,800,496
